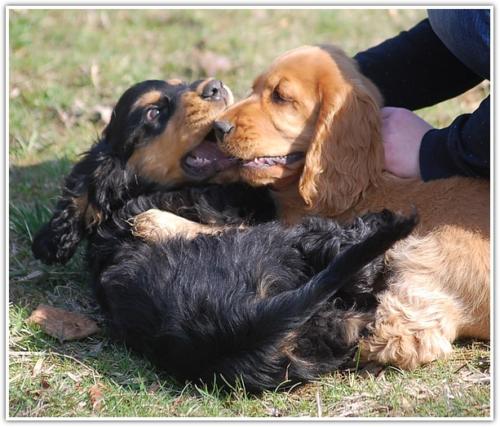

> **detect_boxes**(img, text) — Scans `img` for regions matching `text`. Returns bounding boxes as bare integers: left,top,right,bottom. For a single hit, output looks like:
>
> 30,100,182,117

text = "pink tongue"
187,140,238,171
190,140,229,162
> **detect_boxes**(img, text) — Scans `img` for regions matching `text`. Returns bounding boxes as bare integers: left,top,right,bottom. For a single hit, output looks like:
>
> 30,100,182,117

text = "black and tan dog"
32,78,239,265
32,79,417,392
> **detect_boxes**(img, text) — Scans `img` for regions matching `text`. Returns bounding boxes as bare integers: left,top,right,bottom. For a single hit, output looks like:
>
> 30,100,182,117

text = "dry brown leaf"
27,304,100,342
279,18,289,28
89,383,105,412
148,381,161,394
193,48,232,76
90,104,113,125
40,376,51,389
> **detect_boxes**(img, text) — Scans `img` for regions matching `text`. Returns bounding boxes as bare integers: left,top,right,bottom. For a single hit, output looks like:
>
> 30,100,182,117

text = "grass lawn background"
8,8,490,418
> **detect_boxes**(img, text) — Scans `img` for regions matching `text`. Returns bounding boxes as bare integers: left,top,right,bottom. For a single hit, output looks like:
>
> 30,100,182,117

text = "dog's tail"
203,211,418,392
258,211,417,327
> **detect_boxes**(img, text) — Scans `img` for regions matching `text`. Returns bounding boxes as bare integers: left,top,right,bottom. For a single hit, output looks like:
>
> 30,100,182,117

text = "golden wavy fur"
215,45,490,369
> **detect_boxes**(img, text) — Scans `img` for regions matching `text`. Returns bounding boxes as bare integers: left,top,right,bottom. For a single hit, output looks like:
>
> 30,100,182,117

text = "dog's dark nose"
202,80,223,101
213,120,234,141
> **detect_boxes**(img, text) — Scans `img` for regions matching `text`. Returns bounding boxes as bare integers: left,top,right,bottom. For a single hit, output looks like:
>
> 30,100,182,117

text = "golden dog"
213,45,490,369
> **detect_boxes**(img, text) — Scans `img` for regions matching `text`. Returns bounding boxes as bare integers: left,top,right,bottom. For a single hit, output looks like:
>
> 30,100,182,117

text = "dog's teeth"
186,156,210,167
186,156,198,166
244,156,286,167
242,153,303,168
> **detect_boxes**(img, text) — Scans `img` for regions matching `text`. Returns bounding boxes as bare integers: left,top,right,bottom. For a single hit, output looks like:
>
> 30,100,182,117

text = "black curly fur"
32,79,273,265
89,206,416,392
31,82,163,265
32,79,418,393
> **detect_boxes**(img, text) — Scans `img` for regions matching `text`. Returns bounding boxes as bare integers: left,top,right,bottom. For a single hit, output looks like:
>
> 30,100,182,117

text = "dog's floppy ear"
298,56,384,216
32,140,129,265
31,87,147,265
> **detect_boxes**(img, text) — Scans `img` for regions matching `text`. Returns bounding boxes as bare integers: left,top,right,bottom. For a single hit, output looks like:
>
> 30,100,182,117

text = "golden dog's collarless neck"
268,172,302,191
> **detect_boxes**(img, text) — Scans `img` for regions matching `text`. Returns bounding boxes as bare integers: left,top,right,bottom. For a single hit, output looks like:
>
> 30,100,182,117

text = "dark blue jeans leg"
427,9,490,80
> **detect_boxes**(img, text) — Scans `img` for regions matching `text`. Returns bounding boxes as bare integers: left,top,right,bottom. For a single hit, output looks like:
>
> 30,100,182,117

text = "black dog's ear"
31,83,151,265
32,140,130,265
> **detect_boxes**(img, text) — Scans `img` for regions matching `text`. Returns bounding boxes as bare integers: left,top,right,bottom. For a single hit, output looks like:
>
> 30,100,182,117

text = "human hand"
381,107,434,179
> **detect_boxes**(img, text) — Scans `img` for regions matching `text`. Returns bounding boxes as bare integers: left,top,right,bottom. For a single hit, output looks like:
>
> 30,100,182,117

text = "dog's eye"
271,88,291,104
146,107,160,122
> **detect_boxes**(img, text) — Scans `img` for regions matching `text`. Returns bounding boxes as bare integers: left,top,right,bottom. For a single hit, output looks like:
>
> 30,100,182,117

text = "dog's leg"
360,274,460,369
131,209,228,242
360,228,490,369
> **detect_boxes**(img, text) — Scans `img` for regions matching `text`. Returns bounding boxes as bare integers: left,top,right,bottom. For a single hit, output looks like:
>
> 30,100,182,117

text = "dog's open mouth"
182,130,239,180
183,131,305,180
240,152,304,169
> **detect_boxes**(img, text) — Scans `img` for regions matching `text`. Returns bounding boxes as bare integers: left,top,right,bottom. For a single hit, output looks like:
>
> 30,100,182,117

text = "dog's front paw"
131,209,177,241
132,209,223,241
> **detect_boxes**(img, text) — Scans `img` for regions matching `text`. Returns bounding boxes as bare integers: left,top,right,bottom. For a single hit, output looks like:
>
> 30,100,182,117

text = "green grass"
8,8,490,418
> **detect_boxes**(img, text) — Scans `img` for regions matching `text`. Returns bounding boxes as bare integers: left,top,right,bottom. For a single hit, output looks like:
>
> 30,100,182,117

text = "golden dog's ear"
298,71,384,216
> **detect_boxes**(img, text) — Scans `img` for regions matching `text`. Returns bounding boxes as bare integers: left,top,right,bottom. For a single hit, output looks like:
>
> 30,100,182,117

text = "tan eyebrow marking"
132,90,162,110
